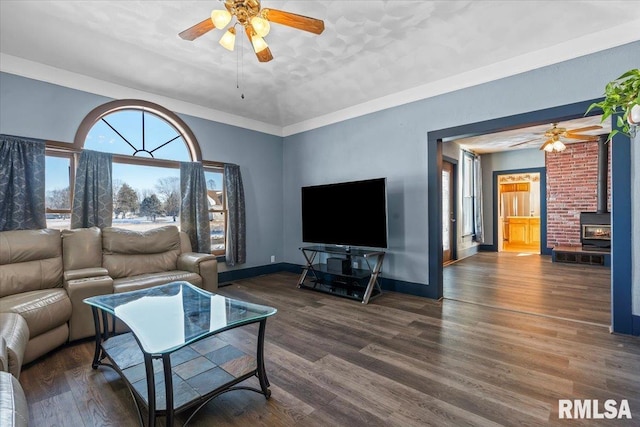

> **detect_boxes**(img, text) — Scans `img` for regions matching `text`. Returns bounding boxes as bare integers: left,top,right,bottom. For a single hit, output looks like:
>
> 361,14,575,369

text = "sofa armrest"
64,267,110,282
0,314,28,379
0,371,29,427
177,252,218,292
64,274,114,341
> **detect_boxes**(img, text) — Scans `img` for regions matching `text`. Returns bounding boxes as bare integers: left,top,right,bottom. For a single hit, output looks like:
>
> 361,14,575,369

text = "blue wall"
0,72,284,274
282,41,640,292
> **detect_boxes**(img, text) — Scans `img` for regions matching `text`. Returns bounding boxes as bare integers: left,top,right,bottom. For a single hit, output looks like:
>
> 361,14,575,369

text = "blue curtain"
180,162,211,253
71,150,113,229
224,163,246,266
0,135,46,231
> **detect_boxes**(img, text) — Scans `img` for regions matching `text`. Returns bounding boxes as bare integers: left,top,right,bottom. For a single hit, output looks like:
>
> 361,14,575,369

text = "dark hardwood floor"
444,252,611,326
20,270,639,426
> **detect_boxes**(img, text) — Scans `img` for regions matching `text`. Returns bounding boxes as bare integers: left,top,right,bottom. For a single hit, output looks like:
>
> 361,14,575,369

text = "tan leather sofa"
65,225,218,338
0,225,218,358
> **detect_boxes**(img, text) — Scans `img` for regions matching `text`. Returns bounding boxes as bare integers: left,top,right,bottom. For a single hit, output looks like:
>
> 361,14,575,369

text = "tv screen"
301,178,388,248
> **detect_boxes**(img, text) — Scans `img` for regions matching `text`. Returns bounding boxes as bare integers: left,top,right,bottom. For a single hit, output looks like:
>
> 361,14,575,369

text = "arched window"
44,100,226,254
76,99,200,160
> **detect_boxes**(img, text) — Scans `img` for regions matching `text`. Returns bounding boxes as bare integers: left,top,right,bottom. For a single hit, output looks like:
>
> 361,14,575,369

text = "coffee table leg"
257,319,271,398
163,354,174,426
91,307,101,369
144,353,156,427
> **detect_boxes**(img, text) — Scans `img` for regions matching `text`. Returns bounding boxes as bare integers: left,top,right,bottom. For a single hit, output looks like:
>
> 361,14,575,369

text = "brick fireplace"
546,137,611,248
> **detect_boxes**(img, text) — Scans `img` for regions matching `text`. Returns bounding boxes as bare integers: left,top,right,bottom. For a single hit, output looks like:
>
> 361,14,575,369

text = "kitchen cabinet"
530,217,540,244
506,216,540,245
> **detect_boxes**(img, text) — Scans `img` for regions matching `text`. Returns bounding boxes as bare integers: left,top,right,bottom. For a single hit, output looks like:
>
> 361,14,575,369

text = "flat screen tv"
301,177,388,248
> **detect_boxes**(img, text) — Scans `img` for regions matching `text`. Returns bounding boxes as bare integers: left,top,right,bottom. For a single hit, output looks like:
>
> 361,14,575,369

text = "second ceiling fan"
511,123,603,152
179,0,325,63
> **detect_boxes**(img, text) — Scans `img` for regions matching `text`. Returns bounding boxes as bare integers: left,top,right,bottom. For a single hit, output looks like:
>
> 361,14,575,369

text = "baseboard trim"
219,263,436,299
218,263,292,284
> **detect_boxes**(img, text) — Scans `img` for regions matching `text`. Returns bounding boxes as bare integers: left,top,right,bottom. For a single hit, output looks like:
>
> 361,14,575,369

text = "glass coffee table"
84,281,277,427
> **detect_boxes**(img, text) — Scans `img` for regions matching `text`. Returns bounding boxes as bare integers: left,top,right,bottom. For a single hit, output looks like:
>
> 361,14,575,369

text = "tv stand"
297,246,385,304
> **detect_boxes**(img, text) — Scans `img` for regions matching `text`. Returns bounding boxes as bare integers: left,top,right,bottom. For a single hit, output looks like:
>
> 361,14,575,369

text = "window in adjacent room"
462,151,475,236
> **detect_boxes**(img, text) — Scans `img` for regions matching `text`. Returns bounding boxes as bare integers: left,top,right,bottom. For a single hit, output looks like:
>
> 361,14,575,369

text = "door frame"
442,156,458,263
426,99,634,334
492,167,548,255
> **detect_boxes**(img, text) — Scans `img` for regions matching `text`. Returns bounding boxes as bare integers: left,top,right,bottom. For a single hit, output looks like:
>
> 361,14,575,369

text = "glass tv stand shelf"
297,246,385,304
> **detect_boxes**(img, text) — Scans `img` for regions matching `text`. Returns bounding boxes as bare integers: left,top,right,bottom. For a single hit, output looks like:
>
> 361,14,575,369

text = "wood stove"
580,213,611,251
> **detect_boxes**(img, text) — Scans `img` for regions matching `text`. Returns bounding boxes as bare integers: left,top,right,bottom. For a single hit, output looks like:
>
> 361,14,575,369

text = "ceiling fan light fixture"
211,9,232,28
251,16,270,37
250,33,269,53
552,140,566,152
219,27,236,51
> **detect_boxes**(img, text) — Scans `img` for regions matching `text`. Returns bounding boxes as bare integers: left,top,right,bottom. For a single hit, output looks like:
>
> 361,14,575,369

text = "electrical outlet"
270,255,275,263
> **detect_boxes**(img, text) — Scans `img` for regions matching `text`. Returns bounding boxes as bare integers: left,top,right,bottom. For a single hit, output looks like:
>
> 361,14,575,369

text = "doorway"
496,171,541,254
442,160,456,265
427,99,633,334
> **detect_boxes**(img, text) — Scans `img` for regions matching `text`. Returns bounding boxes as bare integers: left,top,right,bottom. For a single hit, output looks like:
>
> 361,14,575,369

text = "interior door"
442,161,455,264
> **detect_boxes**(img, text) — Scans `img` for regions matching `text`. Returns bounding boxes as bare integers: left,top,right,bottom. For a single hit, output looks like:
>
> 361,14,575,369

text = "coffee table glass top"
84,281,277,355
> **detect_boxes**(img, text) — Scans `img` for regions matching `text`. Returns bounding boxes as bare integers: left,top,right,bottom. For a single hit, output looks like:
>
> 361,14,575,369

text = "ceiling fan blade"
179,18,215,41
256,46,274,62
566,125,602,134
509,138,539,148
564,134,600,140
245,25,274,62
262,8,325,34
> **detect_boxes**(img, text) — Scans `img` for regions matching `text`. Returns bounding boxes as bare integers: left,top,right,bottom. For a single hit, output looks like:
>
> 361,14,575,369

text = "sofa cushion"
0,229,62,298
0,289,72,338
62,227,102,271
113,271,202,293
102,226,181,279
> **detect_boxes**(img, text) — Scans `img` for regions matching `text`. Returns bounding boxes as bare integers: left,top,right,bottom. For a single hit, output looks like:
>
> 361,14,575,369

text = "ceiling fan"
510,123,603,153
178,0,325,63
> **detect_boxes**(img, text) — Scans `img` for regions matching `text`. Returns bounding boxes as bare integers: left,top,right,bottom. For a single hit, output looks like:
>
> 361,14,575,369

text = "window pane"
45,155,71,229
112,163,180,232
84,110,190,161
210,211,226,251
205,169,225,253
85,112,142,156
462,153,474,235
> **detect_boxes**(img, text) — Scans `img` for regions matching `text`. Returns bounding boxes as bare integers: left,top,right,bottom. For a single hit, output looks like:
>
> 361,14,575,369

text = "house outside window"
44,100,226,255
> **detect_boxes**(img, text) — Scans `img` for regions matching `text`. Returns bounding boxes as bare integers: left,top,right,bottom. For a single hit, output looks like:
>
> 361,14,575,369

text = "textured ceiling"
1,1,639,137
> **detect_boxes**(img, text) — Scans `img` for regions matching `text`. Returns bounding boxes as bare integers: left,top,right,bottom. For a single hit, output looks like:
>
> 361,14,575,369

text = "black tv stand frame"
297,246,385,304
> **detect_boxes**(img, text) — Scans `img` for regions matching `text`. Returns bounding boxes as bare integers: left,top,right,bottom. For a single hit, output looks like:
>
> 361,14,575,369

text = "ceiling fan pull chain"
236,32,245,99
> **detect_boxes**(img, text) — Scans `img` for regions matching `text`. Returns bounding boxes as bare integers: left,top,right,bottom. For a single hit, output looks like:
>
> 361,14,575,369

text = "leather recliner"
0,229,72,364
